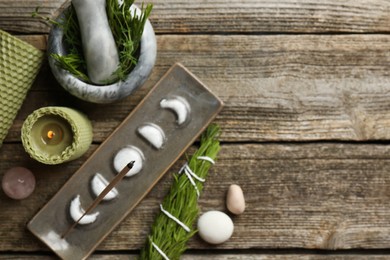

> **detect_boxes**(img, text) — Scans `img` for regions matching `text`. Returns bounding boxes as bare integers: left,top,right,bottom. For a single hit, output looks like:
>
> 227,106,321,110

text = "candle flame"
47,130,55,139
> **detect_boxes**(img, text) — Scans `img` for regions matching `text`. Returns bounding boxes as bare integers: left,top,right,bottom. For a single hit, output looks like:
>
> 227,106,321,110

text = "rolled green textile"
0,29,44,147
21,107,93,165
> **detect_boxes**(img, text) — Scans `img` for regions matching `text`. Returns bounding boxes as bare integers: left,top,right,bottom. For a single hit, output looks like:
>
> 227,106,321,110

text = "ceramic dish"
28,63,223,260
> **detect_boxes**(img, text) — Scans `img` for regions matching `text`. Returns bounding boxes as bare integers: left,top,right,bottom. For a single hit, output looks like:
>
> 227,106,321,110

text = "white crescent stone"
160,97,191,125
42,231,69,251
137,123,166,149
69,195,99,225
91,173,119,200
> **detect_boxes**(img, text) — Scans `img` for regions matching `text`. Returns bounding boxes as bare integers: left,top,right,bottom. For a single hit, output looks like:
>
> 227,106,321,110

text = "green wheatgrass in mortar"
139,124,221,260
33,0,152,83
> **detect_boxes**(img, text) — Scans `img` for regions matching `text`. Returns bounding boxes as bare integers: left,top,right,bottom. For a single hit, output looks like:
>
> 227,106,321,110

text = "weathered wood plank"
0,0,389,34
6,34,390,142
153,35,390,142
2,1,388,258
151,0,390,34
0,0,68,33
2,253,390,259
1,143,390,251
16,35,47,51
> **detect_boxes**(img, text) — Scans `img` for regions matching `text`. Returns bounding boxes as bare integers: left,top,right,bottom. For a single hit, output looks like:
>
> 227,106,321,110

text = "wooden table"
1,0,390,259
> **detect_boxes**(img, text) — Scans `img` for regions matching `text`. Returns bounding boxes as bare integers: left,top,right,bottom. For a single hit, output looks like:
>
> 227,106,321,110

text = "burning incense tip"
127,161,135,169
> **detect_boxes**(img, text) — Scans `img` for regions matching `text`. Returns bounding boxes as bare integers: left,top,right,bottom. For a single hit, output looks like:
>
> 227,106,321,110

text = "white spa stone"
91,173,119,200
69,195,99,225
113,146,144,177
137,123,166,149
226,184,246,215
72,0,120,84
160,96,191,125
197,210,234,244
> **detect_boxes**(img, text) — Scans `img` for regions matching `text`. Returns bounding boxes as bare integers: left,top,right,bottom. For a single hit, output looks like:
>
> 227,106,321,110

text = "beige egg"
226,184,245,215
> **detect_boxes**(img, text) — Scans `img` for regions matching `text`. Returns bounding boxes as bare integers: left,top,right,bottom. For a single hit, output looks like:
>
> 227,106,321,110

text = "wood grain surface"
5,34,390,142
1,0,389,33
1,143,390,251
2,254,390,259
0,0,390,258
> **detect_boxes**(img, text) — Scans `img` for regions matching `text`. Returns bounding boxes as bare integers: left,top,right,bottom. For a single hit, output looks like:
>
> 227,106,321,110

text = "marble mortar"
47,5,157,104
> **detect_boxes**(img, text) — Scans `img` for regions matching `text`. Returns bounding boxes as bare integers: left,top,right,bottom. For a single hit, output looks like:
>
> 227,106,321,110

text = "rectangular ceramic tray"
28,63,223,260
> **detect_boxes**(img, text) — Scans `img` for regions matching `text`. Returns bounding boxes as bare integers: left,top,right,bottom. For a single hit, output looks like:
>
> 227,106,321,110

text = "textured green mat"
0,30,44,147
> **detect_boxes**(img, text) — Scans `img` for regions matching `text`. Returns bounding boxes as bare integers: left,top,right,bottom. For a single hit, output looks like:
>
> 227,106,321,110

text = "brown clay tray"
28,63,223,260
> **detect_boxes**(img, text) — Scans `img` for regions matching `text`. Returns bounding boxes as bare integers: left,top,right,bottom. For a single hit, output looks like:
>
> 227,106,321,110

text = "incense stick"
61,161,135,238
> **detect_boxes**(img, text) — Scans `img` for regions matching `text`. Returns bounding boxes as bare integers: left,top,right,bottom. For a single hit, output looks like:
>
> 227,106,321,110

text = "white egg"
113,146,144,177
91,173,119,200
160,97,191,125
197,210,234,244
69,195,99,225
137,123,166,149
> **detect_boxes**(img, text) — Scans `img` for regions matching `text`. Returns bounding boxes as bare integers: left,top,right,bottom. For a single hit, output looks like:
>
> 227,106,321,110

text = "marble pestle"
72,0,120,84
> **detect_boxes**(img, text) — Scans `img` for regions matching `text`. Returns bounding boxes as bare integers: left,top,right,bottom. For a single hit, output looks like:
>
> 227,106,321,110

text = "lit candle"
30,115,73,157
21,107,93,165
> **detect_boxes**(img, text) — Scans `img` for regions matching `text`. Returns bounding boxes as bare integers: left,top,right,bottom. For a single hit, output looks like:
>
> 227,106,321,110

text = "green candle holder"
0,29,44,147
21,107,93,165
